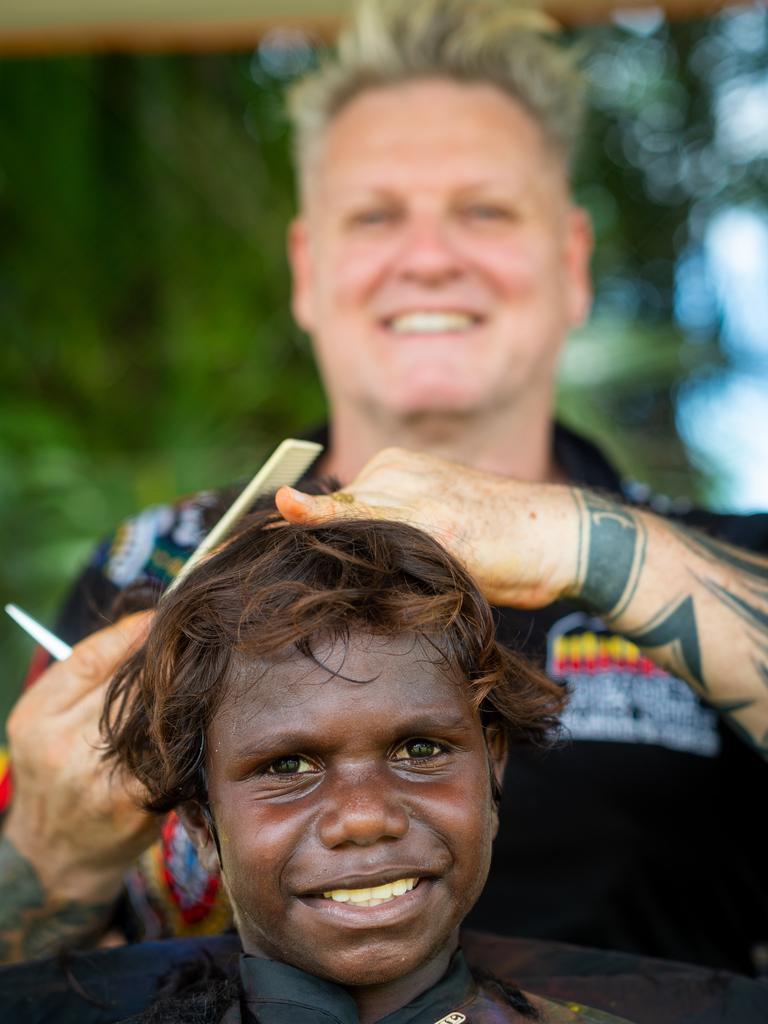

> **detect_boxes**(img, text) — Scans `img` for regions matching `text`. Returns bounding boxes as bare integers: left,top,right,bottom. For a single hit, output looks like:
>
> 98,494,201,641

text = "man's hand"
276,446,581,609
279,447,768,758
0,612,158,961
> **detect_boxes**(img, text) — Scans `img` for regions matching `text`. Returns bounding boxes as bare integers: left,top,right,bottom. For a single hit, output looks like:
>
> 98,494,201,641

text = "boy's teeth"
321,877,417,905
390,311,475,333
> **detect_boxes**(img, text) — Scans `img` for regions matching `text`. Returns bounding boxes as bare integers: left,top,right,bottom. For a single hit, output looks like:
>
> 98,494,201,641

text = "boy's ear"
177,801,221,874
484,724,508,838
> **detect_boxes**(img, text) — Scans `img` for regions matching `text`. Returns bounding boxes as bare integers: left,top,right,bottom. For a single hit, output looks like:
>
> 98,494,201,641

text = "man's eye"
392,738,445,761
464,204,511,221
265,756,317,775
349,208,399,227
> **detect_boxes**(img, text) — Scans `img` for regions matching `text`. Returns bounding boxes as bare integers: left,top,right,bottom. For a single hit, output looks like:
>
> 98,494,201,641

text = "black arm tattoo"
696,577,768,634
755,642,768,688
673,526,768,583
572,490,705,685
630,595,704,690
573,491,768,757
572,490,647,619
629,572,768,757
0,834,114,963
705,699,768,757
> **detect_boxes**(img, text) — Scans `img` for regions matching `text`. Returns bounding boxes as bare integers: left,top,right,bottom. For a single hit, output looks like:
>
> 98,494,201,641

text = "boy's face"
182,632,505,988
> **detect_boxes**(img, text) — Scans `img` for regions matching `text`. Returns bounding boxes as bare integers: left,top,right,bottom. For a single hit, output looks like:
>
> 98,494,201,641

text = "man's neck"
322,399,562,485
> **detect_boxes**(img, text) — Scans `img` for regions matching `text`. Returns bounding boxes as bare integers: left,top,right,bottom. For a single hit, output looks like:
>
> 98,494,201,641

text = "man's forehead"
306,77,560,196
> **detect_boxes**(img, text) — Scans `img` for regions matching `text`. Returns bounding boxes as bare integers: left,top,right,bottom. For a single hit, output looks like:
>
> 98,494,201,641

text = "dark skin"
180,632,506,1024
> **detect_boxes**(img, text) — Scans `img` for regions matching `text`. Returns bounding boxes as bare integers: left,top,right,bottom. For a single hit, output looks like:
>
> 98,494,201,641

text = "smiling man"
100,512,629,1023
287,29,590,484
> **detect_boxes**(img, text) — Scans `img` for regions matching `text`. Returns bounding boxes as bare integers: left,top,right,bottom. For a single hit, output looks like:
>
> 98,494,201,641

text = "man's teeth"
389,311,476,334
321,877,417,906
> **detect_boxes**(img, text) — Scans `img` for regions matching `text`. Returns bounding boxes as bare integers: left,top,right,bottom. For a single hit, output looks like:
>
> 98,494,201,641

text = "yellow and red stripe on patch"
551,631,666,678
0,746,11,812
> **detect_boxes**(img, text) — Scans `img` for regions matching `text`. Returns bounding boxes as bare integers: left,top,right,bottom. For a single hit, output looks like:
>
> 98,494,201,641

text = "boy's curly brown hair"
102,511,565,813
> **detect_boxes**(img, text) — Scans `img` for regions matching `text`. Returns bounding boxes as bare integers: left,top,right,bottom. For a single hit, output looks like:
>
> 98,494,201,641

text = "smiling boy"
101,513,630,1023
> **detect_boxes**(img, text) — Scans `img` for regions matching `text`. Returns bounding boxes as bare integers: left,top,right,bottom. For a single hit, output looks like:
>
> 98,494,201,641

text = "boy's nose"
317,773,410,848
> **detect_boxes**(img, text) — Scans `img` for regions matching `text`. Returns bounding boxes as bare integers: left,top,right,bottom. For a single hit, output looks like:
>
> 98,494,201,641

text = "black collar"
552,422,622,491
238,949,476,1024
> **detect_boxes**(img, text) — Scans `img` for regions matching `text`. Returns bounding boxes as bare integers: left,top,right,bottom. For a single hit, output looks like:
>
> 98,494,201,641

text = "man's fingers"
277,486,426,537
276,487,361,524
42,612,153,714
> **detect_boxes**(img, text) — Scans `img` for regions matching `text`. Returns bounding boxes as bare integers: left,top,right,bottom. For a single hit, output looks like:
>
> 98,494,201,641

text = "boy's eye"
392,738,445,761
265,755,317,775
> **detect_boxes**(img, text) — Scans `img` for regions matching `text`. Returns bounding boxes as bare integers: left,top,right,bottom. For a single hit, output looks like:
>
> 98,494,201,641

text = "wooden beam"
0,1,750,57
0,16,339,58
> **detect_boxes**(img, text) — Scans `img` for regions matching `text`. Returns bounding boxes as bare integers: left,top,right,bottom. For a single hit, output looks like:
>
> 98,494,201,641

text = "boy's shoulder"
470,980,634,1022
463,930,768,1024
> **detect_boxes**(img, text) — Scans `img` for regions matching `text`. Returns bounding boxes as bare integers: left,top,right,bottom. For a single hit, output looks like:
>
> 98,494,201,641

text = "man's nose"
395,215,464,286
317,769,410,848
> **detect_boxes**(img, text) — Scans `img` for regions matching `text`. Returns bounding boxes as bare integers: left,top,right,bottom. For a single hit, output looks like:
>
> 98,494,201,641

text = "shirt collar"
238,949,476,1024
552,422,623,491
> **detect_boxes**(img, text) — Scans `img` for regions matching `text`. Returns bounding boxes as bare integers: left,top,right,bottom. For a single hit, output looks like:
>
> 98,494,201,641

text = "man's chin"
381,387,496,421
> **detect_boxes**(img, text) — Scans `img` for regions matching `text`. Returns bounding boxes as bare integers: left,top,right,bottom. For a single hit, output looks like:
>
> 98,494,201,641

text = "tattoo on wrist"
573,490,647,619
629,595,703,689
0,835,114,963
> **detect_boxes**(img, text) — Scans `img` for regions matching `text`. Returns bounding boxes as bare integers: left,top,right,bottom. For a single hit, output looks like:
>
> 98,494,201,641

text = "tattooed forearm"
697,577,768,634
0,834,114,963
570,488,768,757
673,525,768,583
630,595,704,689
755,643,768,687
572,491,647,619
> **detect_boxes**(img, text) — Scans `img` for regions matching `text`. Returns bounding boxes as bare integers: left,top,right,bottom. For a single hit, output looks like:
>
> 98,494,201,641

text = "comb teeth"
253,439,325,493
165,438,323,595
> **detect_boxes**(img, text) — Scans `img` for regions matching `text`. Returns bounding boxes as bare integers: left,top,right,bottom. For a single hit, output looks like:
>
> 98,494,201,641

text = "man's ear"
288,216,315,332
177,801,221,874
484,724,508,838
564,204,594,328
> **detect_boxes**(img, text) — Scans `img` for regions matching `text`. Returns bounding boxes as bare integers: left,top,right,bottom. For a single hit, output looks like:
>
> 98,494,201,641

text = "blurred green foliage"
1,10,766,724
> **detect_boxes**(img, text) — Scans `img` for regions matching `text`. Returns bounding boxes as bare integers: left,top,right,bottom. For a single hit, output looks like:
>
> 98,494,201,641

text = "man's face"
290,78,592,421
185,633,503,987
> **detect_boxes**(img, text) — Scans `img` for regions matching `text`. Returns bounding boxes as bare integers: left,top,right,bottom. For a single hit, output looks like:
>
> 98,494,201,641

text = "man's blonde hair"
287,0,586,184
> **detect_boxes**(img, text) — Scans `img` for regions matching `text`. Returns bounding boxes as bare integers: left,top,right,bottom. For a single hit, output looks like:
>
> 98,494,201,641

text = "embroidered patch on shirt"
547,611,720,757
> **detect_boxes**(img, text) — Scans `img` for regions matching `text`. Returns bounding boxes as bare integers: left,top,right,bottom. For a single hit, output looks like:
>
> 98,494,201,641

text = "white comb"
5,603,73,661
164,437,323,595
